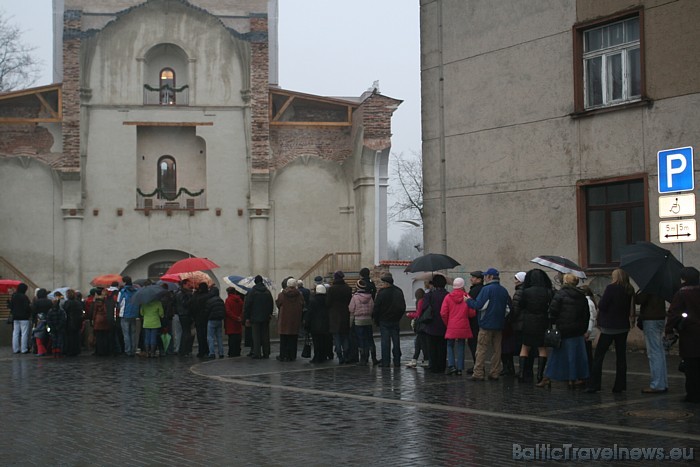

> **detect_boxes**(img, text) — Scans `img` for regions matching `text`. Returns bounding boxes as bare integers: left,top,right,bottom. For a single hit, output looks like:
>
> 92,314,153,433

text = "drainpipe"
437,0,447,254
375,150,381,266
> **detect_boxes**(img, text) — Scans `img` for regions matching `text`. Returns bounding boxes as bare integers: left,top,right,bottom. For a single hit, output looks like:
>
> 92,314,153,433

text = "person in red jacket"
440,278,476,376
224,287,244,357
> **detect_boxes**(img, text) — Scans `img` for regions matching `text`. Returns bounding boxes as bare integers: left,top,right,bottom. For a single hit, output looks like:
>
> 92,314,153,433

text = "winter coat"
31,298,53,322
420,288,448,337
305,294,330,334
175,289,192,319
467,280,512,331
92,297,111,331
598,283,633,330
510,284,525,332
205,292,226,321
140,301,164,329
327,280,353,334
666,285,700,358
519,285,554,338
635,292,666,321
276,287,304,335
372,284,407,324
547,285,589,338
118,285,140,319
63,299,83,332
32,312,48,339
9,290,31,321
188,290,211,325
440,289,476,339
244,284,274,323
349,291,374,326
46,302,66,335
224,294,244,335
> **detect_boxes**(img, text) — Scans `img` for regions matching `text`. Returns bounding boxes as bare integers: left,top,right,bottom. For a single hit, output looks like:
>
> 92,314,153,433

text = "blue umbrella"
132,284,168,305
223,275,250,295
48,287,70,299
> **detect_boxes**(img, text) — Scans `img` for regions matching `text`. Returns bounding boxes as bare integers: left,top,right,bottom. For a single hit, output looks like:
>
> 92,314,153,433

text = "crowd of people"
6,264,699,404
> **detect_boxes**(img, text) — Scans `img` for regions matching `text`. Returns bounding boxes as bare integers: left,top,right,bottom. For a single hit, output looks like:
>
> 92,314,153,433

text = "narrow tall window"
158,156,176,199
160,68,175,105
574,11,644,112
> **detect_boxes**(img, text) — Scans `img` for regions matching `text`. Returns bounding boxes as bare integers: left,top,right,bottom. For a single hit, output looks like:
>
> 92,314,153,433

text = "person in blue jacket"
466,268,513,381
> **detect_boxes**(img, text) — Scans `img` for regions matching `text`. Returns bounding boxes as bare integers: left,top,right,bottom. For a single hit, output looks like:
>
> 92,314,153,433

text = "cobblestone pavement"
1,336,699,466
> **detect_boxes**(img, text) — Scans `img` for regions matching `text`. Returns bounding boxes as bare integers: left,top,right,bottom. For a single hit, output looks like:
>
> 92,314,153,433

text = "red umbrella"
0,279,22,293
90,274,123,287
165,257,219,274
159,273,181,283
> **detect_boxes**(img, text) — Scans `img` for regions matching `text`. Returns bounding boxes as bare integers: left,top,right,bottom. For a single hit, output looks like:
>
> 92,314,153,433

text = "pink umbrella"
159,273,182,283
166,257,219,274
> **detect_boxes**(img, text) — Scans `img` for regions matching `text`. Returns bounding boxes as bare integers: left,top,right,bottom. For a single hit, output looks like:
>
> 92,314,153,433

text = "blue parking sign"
658,146,694,193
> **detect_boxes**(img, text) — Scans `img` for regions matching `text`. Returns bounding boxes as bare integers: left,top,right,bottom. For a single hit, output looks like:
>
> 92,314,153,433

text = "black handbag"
301,335,312,358
544,325,561,348
416,303,433,326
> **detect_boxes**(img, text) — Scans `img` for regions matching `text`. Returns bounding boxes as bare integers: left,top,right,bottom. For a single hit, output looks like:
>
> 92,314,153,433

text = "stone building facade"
0,0,400,298
420,0,700,293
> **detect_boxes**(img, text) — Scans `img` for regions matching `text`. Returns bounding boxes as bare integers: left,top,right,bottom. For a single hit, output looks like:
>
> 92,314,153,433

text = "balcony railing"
143,84,189,106
136,187,206,210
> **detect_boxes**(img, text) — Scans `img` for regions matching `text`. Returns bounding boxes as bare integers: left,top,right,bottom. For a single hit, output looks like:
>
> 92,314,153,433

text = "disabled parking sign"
658,146,694,193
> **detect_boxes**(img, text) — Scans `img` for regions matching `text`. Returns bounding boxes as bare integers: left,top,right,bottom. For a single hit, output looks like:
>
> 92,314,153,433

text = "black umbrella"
530,255,587,279
404,253,460,273
131,284,168,305
619,241,683,302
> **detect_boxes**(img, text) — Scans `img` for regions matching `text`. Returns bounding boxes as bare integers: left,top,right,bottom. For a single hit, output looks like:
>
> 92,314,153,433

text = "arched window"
159,68,175,105
158,156,177,199
148,261,174,281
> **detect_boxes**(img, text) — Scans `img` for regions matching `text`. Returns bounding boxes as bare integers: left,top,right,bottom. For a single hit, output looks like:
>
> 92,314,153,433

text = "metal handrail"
299,252,361,283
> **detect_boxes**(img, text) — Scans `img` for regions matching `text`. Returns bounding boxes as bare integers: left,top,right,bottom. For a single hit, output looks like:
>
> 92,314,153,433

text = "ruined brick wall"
250,16,270,170
269,126,353,169
0,125,54,156
356,93,401,151
60,9,82,172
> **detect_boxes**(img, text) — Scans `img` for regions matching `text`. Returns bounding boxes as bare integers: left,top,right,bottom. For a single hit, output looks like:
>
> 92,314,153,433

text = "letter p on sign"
658,147,694,193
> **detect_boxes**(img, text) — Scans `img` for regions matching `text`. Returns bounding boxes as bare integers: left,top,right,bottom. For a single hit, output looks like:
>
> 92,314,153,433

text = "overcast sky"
1,0,421,242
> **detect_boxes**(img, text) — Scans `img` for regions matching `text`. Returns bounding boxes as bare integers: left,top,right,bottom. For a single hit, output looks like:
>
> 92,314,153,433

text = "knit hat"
356,279,367,291
315,284,326,295
453,277,465,289
333,271,345,281
514,271,526,283
380,273,394,284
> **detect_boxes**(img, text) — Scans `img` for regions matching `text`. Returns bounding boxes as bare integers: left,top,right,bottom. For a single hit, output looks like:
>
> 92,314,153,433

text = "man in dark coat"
466,270,484,374
175,279,194,356
326,271,353,364
244,275,274,359
9,282,32,354
189,282,211,358
666,267,700,403
372,273,406,367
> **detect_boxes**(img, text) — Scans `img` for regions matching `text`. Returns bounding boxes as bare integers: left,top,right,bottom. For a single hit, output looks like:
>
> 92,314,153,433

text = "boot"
500,354,514,376
536,356,547,384
518,356,527,381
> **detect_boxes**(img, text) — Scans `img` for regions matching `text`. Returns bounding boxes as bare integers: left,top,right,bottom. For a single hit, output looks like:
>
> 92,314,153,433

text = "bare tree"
387,229,423,261
389,150,423,227
0,11,40,92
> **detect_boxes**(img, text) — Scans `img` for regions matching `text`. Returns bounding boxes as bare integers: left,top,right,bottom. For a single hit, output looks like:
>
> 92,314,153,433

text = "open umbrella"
404,253,460,273
48,287,70,299
159,273,181,283
179,271,215,288
619,241,683,302
530,255,587,279
90,274,122,287
156,280,179,292
166,257,219,274
0,279,22,293
236,275,274,291
131,284,168,305
223,275,250,294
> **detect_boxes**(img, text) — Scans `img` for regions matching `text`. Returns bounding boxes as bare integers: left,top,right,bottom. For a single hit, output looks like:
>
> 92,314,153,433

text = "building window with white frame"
573,11,645,113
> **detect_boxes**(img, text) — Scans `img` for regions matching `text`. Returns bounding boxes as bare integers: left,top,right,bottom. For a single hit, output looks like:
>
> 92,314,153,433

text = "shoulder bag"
544,324,561,349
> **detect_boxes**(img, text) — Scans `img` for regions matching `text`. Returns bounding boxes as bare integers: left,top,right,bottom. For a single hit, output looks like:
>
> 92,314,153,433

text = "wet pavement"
1,336,699,466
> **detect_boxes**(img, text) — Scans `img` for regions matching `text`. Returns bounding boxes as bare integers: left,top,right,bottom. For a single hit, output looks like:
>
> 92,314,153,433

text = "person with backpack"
118,276,140,357
206,286,226,359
